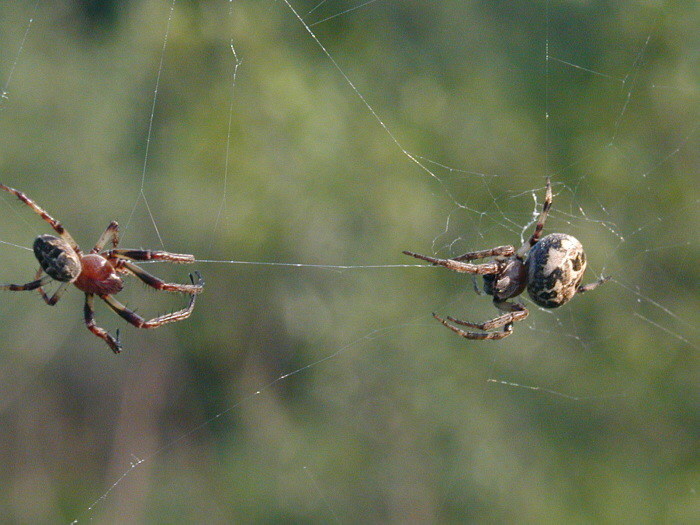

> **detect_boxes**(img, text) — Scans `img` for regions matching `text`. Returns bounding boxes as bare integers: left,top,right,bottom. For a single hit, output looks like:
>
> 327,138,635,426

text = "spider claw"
189,271,205,288
111,328,122,354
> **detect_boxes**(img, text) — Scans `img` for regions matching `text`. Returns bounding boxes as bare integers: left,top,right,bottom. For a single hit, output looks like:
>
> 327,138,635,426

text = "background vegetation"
0,0,697,522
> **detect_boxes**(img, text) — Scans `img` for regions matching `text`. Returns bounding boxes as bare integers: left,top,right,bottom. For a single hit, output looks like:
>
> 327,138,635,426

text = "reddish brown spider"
0,184,204,353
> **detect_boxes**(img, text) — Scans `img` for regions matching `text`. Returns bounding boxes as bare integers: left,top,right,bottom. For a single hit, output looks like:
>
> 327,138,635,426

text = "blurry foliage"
0,0,698,522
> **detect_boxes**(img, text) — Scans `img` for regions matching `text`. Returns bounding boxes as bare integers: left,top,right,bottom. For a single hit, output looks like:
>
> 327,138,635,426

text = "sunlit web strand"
632,312,698,350
193,259,430,271
487,379,628,402
548,56,626,83
0,0,39,106
609,32,654,145
303,466,342,523
306,0,330,17
0,239,32,251
278,0,443,186
124,0,178,250
211,41,243,241
308,0,381,27
611,277,694,328
74,318,427,521
638,121,699,178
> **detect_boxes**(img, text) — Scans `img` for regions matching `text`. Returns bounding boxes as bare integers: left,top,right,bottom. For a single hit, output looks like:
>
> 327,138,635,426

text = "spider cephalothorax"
403,179,609,340
1,184,204,353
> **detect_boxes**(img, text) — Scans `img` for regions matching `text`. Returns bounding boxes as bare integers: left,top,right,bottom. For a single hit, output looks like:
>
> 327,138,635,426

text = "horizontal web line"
194,259,431,270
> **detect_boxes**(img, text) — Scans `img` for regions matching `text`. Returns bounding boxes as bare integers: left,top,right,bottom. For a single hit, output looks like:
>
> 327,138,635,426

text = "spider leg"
433,313,514,340
517,177,552,258
100,273,202,329
91,221,119,253
33,267,69,305
115,260,204,294
105,249,195,264
0,184,80,252
447,302,529,331
577,275,611,294
84,293,121,353
452,245,515,261
0,274,52,292
434,301,528,340
402,251,500,275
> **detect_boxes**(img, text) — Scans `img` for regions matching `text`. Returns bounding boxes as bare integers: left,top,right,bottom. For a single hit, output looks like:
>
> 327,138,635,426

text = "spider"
403,178,609,340
0,184,204,353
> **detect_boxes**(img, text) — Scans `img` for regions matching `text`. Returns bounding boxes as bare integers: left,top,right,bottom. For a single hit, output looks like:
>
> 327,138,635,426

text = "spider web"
0,1,697,522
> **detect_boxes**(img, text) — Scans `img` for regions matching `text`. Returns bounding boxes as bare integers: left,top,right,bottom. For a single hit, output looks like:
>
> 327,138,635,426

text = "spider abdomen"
74,254,123,295
33,234,82,282
526,233,587,308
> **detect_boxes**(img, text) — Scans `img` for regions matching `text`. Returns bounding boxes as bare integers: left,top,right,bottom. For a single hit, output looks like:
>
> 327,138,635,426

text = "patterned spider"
403,179,609,340
0,184,204,353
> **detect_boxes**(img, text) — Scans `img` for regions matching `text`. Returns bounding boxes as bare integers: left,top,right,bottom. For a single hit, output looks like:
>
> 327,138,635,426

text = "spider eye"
33,234,82,282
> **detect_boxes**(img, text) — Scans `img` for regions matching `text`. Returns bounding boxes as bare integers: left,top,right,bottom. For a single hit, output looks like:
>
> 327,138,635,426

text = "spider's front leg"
92,221,120,253
84,293,121,353
577,275,611,294
402,251,500,275
105,249,195,264
517,178,553,258
0,184,80,252
452,245,515,261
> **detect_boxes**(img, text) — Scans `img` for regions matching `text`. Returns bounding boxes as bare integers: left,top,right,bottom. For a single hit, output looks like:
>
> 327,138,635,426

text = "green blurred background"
0,0,697,522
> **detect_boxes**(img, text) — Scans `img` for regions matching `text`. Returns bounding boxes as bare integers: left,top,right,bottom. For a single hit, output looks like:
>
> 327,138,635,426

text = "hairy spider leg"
517,178,553,258
433,313,513,340
0,184,81,253
578,275,611,294
33,267,70,305
452,245,515,261
84,293,121,353
0,274,52,292
105,249,195,264
115,261,204,294
402,251,500,275
448,301,529,331
101,273,202,329
434,302,528,340
91,221,120,253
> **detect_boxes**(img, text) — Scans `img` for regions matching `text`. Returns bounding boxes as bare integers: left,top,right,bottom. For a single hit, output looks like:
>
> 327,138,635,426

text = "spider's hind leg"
0,274,52,292
100,272,203,330
433,313,514,340
434,301,528,340
84,293,121,353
